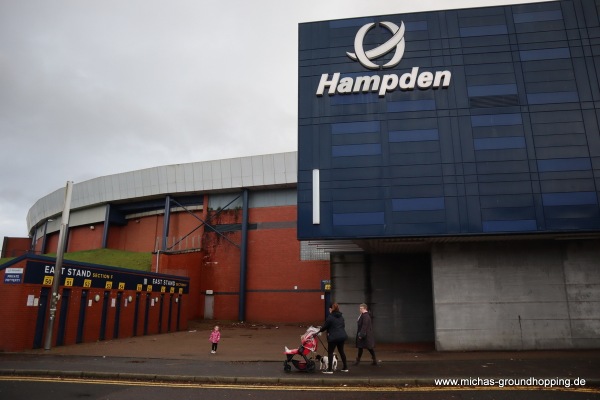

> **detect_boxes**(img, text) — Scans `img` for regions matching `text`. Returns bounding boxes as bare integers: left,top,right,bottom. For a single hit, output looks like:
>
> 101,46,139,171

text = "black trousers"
357,347,376,361
327,340,348,371
211,343,218,351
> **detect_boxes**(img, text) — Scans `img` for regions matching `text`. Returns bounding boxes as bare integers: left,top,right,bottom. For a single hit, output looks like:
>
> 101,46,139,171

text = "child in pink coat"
209,325,221,354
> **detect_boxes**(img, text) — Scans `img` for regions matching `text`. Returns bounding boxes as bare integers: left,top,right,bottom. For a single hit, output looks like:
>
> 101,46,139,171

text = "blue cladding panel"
520,48,570,61
537,158,592,172
542,192,598,206
298,0,600,240
333,212,385,226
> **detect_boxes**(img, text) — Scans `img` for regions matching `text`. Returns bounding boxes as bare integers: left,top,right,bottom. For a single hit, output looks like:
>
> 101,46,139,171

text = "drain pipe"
238,189,249,322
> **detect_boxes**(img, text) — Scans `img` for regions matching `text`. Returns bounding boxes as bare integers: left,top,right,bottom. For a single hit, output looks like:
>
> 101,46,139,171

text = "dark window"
474,136,525,150
460,25,508,37
471,113,522,127
389,129,439,142
405,21,428,31
468,84,517,97
332,143,382,157
513,10,562,23
388,99,436,113
392,197,445,211
329,18,374,29
482,219,537,232
527,92,579,105
331,93,379,105
332,121,380,134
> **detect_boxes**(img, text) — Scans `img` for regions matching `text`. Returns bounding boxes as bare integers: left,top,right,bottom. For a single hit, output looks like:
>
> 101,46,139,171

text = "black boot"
353,358,360,366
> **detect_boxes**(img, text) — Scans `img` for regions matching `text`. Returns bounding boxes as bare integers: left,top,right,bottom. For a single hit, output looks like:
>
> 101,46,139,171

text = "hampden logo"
316,21,452,97
347,21,406,70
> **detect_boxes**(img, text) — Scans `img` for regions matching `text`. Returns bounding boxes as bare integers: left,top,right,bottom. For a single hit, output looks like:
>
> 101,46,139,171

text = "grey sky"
0,0,551,245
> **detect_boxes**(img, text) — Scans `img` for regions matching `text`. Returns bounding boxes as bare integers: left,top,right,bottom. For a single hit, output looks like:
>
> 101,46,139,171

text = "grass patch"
0,257,14,266
1,249,152,272
60,249,152,271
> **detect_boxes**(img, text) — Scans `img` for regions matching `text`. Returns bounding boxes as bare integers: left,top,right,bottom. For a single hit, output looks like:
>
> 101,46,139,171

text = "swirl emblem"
347,21,406,70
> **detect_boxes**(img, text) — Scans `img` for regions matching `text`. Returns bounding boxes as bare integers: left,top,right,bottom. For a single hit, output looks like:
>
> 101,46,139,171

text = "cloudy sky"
0,0,551,245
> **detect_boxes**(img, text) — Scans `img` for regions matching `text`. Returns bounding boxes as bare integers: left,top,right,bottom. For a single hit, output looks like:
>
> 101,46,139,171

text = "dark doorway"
370,253,435,345
113,292,122,339
143,293,150,335
133,292,140,336
33,287,50,349
56,288,71,346
99,291,109,341
76,290,88,343
158,294,164,333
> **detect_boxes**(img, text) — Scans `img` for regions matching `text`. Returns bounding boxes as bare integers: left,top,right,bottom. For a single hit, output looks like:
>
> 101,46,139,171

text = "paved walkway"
1,320,599,389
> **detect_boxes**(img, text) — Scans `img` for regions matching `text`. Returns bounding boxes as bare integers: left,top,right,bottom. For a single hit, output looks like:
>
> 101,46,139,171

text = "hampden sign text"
315,21,452,97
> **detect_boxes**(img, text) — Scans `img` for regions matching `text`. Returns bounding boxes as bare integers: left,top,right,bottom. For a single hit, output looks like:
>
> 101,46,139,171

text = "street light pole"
44,181,73,351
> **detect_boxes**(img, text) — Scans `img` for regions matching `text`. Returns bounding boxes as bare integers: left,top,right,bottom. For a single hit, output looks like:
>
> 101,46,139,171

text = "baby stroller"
283,326,320,372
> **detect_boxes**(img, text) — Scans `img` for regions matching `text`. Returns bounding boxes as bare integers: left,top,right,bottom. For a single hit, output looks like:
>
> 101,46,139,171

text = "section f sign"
316,21,452,98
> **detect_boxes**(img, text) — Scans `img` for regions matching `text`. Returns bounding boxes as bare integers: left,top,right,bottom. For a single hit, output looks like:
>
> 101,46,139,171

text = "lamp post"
44,181,73,351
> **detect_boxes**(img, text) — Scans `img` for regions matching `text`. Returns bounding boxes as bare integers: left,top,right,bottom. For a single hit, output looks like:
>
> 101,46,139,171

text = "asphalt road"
1,376,599,400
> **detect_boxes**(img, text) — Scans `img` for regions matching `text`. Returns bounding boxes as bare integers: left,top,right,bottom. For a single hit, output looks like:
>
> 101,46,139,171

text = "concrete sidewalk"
1,320,599,388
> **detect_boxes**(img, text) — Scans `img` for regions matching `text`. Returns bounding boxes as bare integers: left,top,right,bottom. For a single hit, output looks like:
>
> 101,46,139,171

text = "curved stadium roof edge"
27,151,298,232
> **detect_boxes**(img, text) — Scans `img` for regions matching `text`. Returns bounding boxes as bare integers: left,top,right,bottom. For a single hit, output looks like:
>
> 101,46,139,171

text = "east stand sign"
23,260,189,294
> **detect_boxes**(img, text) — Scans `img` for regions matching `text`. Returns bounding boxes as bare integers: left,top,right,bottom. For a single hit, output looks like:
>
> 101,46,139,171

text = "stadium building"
2,0,600,351
297,0,600,350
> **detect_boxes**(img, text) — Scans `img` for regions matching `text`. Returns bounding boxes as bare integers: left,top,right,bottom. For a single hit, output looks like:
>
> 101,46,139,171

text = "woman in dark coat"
355,303,377,366
318,303,349,373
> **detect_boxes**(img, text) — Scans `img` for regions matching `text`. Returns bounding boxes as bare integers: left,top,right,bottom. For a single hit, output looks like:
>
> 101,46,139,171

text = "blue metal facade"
298,0,600,240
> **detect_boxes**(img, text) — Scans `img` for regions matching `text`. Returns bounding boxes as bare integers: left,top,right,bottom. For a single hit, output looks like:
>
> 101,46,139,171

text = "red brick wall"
17,200,330,346
1,237,31,258
199,205,329,323
156,250,203,323
108,215,162,252
68,225,104,252
0,257,190,352
43,234,59,255
0,273,40,350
